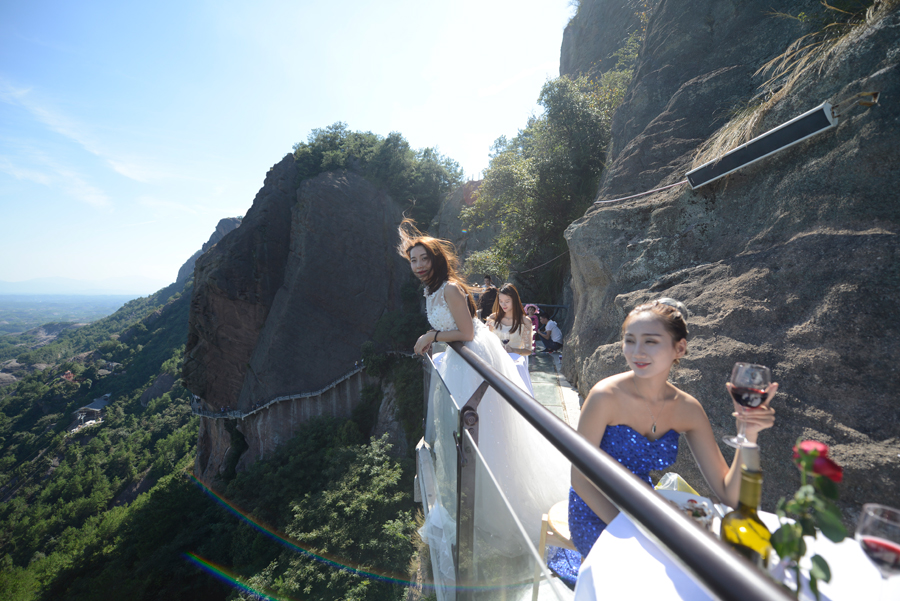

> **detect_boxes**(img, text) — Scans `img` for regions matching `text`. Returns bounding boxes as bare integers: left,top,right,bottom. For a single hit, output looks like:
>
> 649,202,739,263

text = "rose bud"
811,456,843,483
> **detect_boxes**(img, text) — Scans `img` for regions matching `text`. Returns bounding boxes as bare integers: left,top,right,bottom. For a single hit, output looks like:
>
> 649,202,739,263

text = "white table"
573,511,900,601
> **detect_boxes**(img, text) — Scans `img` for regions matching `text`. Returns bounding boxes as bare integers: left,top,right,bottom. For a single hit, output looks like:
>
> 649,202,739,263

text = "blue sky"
0,0,572,293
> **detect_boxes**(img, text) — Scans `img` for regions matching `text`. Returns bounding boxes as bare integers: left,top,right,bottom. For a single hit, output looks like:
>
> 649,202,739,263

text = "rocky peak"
560,0,642,78
183,155,411,479
175,217,242,286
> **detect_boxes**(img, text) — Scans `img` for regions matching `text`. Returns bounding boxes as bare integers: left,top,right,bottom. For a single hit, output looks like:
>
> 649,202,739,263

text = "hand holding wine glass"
857,504,900,581
723,363,777,448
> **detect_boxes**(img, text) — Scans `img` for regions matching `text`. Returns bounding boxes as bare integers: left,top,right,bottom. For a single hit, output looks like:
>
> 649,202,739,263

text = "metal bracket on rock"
831,91,880,121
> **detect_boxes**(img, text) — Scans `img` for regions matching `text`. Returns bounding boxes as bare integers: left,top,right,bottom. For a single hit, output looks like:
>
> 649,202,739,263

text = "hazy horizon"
0,275,168,296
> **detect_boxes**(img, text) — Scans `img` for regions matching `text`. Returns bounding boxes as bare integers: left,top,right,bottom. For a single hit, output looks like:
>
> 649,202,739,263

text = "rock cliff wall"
197,370,377,476
563,0,900,513
175,217,242,286
184,156,410,480
560,0,641,78
431,180,499,265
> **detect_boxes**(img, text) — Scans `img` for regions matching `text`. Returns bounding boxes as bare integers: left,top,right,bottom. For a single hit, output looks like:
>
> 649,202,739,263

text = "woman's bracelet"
433,331,439,343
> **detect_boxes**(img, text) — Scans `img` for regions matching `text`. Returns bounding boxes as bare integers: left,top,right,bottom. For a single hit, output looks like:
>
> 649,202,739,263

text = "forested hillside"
0,126,438,600
0,257,421,601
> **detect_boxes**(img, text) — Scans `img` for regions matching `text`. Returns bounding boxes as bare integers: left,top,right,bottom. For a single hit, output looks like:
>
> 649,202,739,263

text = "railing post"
423,353,433,439
455,380,489,600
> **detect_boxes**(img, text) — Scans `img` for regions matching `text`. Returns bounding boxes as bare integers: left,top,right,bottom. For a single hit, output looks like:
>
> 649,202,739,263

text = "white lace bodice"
425,281,462,332
488,318,533,351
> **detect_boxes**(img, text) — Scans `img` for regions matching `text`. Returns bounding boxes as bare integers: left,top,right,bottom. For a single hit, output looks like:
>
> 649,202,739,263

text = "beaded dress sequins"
548,425,680,586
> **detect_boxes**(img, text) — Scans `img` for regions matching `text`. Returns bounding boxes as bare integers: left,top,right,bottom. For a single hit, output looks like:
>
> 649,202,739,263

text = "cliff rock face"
175,217,242,285
184,155,410,480
564,0,900,513
560,0,641,78
431,180,498,261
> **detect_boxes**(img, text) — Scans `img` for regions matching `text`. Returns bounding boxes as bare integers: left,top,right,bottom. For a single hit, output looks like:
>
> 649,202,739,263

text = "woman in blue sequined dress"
552,299,778,585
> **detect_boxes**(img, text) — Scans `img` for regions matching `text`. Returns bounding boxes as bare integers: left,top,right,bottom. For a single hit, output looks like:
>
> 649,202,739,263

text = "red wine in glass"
857,504,900,585
859,536,900,578
730,386,767,408
723,363,771,448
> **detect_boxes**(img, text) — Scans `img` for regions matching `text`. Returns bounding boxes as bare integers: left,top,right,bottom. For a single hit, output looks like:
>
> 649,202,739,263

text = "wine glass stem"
736,407,747,442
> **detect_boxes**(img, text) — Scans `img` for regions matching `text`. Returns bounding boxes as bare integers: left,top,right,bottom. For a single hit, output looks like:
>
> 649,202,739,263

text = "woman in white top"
486,283,534,397
398,219,569,561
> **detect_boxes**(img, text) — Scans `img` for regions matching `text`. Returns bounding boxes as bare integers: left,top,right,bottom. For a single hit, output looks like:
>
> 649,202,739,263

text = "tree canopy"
293,123,463,225
462,71,629,299
459,4,653,301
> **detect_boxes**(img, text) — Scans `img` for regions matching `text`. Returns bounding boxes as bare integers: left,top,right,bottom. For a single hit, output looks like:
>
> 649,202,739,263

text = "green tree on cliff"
462,71,629,298
293,123,463,224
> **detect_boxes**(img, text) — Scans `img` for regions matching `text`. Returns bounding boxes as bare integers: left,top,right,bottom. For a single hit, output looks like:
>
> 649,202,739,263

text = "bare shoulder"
581,373,630,419
445,281,465,297
592,372,632,395
578,373,630,441
670,387,711,429
444,282,470,309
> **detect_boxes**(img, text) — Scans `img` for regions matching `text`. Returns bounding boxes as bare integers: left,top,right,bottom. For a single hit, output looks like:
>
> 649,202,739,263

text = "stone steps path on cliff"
190,350,582,432
529,351,581,428
189,363,367,419
191,352,582,426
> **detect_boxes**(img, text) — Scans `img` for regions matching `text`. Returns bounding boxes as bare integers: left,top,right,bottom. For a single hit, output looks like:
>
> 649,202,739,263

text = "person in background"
486,284,534,396
524,304,540,352
478,275,498,321
537,313,563,352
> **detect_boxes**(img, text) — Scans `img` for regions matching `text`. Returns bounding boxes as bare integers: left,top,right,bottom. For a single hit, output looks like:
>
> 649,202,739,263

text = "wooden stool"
532,500,578,600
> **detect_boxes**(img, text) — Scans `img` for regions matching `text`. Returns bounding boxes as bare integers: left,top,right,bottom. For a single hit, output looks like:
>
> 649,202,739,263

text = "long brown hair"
492,283,527,335
397,218,477,316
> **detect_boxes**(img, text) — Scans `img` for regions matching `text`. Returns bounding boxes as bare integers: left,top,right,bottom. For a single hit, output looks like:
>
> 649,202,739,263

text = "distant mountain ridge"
0,276,169,296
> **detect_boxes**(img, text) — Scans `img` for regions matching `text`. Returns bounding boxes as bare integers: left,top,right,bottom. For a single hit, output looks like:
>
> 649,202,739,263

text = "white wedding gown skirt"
508,352,534,398
431,321,569,557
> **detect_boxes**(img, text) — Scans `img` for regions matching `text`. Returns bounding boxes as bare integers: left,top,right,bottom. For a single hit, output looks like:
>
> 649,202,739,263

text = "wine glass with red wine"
856,504,900,585
723,362,771,448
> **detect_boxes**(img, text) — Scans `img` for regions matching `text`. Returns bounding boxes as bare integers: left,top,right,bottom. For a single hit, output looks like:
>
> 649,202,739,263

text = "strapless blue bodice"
599,424,679,484
549,425,680,586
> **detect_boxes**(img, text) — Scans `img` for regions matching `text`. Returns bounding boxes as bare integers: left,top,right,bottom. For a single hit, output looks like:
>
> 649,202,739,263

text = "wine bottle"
720,442,772,569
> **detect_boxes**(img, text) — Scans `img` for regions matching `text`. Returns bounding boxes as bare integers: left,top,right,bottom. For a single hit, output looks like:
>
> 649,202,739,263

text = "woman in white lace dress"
398,219,569,558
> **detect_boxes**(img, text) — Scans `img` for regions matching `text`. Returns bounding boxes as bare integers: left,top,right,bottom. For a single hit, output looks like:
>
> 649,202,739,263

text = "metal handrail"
447,341,791,601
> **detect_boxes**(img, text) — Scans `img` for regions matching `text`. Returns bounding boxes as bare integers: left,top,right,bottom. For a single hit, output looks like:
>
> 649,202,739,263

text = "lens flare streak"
185,474,410,588
184,553,283,600
185,474,529,596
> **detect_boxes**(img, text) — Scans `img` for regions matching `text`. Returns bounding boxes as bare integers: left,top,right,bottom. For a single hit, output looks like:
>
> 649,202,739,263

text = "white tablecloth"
573,511,900,601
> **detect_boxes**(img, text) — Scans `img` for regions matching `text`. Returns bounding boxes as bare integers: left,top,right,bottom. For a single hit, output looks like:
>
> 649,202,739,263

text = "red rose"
793,440,829,460
812,456,843,483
